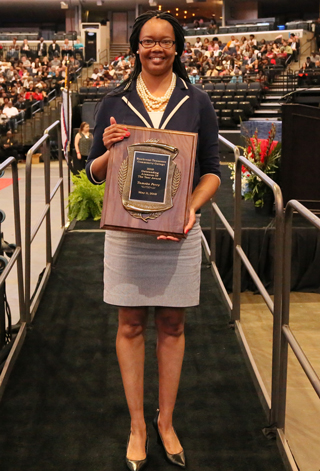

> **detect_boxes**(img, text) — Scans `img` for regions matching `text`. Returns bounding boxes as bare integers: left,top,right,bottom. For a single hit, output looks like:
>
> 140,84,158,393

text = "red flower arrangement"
229,123,281,208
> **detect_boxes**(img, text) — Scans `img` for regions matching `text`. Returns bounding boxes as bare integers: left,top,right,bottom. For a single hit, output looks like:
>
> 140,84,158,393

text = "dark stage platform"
201,165,320,294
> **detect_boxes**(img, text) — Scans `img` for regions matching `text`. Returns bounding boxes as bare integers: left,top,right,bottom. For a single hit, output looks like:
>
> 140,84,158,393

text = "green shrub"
68,170,105,221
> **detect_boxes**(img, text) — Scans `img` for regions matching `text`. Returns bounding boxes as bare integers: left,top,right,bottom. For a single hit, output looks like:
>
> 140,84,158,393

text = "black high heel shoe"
125,432,149,471
153,409,186,468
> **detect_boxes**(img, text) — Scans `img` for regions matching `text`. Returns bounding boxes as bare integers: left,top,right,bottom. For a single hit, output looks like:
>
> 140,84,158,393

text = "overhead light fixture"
97,0,103,5
60,1,68,9
149,0,157,6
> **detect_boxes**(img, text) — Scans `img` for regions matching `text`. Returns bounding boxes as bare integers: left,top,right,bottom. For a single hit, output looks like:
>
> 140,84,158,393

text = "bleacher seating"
195,80,261,127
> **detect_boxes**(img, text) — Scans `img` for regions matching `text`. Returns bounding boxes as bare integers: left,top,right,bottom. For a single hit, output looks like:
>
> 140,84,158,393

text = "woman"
86,11,220,470
74,121,93,173
21,38,33,60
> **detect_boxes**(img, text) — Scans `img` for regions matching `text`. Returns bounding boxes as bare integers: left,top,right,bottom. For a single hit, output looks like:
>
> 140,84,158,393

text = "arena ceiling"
0,0,223,25
0,0,313,25
0,0,221,11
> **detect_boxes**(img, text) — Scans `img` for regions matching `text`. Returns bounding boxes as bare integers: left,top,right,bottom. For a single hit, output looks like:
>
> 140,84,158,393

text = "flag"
61,88,72,162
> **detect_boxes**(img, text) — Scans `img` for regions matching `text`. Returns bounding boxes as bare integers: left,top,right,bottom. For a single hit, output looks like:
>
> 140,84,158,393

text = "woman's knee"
118,307,148,339
155,308,185,337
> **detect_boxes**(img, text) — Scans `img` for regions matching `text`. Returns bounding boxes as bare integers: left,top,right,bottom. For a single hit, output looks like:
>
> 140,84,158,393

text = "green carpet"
0,231,285,470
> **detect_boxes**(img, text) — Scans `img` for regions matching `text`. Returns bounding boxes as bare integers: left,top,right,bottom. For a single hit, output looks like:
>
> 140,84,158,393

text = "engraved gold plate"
118,140,181,222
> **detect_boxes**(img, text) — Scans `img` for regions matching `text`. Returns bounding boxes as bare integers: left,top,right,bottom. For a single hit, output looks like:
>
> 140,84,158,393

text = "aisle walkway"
0,229,285,471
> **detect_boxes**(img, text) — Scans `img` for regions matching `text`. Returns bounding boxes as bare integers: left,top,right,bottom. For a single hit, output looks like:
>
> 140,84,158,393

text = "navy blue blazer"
86,76,221,190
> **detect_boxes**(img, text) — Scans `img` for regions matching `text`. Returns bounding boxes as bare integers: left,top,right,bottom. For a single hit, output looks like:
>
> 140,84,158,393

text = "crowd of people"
0,37,82,138
85,33,301,90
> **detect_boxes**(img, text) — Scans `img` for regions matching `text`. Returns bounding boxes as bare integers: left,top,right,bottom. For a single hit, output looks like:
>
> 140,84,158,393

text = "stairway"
109,43,130,62
250,71,299,121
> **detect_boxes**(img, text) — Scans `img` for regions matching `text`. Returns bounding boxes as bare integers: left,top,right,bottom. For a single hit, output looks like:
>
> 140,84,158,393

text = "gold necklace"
137,72,176,112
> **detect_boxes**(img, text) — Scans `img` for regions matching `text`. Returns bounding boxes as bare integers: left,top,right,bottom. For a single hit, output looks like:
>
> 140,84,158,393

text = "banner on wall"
61,88,72,162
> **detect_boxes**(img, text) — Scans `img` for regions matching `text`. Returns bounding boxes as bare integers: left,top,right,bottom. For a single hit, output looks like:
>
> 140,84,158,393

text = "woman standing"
86,11,220,470
74,122,93,173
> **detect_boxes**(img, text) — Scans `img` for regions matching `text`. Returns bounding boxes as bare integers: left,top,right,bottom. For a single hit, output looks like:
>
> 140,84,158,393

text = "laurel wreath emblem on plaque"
118,140,181,223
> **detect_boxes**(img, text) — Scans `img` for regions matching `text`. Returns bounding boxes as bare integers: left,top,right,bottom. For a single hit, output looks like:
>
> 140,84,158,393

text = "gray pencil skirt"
103,215,202,308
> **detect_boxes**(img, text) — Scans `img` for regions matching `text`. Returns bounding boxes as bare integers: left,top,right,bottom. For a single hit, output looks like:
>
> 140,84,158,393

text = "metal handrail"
47,89,57,103
278,200,320,432
234,149,284,424
206,134,284,424
99,48,109,64
0,157,26,401
25,120,66,323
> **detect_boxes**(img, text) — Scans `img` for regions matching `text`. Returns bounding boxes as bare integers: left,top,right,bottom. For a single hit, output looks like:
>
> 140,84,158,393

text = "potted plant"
68,170,105,221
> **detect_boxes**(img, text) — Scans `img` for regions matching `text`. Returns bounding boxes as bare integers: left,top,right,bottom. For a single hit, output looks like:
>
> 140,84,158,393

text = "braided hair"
111,10,189,95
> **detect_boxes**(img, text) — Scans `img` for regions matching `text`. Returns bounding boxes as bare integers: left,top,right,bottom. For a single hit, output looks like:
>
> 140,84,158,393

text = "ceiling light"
60,1,68,9
97,0,103,5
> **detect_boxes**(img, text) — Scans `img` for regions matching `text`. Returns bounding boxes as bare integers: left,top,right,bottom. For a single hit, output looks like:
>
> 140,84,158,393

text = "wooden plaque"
100,125,198,238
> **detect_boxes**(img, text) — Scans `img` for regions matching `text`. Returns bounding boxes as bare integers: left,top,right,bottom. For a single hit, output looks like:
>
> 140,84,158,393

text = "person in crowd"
15,94,27,112
248,34,257,47
305,56,315,68
194,36,202,49
6,39,19,62
73,121,93,173
91,67,100,81
51,53,61,68
21,55,31,68
3,100,19,119
48,39,60,60
208,16,218,34
21,39,33,60
73,38,84,61
33,86,44,101
230,68,243,82
37,37,47,59
85,10,220,471
61,38,73,57
1,130,19,160
288,33,299,62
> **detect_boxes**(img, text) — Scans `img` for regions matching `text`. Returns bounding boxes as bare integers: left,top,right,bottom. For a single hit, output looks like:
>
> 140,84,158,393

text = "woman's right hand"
103,116,130,150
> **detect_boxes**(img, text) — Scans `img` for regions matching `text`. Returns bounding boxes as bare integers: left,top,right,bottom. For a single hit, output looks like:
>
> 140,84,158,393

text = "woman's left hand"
156,207,196,242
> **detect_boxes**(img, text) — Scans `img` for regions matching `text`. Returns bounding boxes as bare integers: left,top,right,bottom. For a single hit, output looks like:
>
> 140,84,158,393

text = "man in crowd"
3,100,19,119
0,130,19,161
37,37,47,59
48,40,60,60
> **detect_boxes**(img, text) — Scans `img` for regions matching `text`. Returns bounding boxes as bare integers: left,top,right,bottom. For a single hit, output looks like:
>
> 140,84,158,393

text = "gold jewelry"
136,72,176,112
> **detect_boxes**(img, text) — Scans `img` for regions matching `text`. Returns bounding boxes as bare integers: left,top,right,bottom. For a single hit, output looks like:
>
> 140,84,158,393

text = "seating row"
211,95,259,107
194,82,262,93
217,115,248,129
213,101,254,115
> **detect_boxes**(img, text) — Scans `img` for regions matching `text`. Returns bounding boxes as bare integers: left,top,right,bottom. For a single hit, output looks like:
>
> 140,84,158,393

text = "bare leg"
155,306,185,454
116,306,148,461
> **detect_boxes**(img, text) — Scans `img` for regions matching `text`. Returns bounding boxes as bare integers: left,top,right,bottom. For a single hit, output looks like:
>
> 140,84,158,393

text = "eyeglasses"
139,39,176,49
